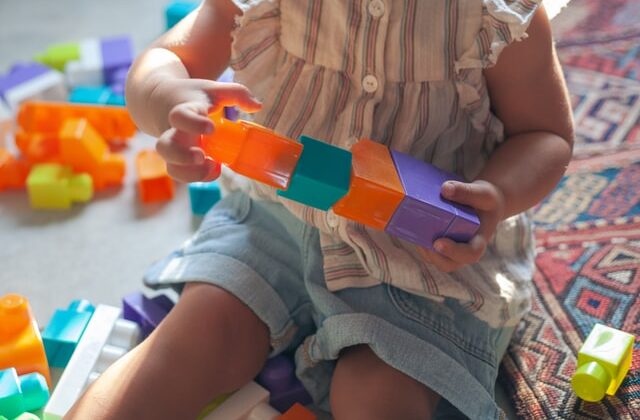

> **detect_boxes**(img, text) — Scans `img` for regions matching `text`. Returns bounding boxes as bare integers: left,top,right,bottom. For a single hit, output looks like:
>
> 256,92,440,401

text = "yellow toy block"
571,324,635,402
26,164,92,210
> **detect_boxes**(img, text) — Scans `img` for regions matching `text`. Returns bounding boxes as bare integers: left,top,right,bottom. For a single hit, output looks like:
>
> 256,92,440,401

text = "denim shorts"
144,191,515,419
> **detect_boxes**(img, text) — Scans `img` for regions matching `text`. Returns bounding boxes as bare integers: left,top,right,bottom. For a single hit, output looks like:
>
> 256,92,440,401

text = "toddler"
69,0,573,418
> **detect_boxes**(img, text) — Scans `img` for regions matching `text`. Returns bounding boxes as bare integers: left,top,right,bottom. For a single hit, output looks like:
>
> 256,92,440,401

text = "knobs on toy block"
333,139,405,230
135,150,175,203
35,42,81,72
202,111,303,190
0,149,29,190
0,294,51,387
27,164,93,209
571,324,634,402
14,130,59,163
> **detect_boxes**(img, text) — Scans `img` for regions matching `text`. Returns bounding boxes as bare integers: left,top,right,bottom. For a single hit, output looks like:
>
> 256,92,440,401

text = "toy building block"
0,369,49,419
59,118,125,190
202,112,303,190
0,63,67,111
217,68,240,121
385,150,480,250
35,42,81,72
278,136,352,211
64,36,133,88
571,324,635,402
42,300,95,368
0,149,29,191
197,394,229,419
69,86,125,106
201,381,279,420
43,305,140,420
100,36,133,87
0,101,11,148
136,150,174,203
122,292,175,338
17,100,136,144
189,181,221,215
14,131,59,164
333,139,405,230
13,413,40,420
257,355,312,412
278,403,316,420
165,1,200,29
27,164,93,210
0,294,51,387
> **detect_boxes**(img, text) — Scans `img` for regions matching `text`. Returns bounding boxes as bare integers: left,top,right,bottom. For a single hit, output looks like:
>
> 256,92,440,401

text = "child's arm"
422,6,574,272
125,0,261,182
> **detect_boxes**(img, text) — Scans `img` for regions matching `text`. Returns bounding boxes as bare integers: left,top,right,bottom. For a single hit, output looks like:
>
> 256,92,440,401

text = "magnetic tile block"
44,305,140,420
386,151,479,249
69,86,124,106
572,324,634,402
0,149,29,190
202,381,279,420
122,292,175,338
35,42,81,71
42,300,95,368
100,36,133,86
333,139,405,230
0,368,23,419
257,355,312,412
189,181,221,215
278,403,316,420
278,136,351,210
0,294,51,387
0,101,12,148
0,63,67,110
203,113,303,190
27,164,93,210
136,150,174,203
17,100,136,143
65,39,103,87
165,1,200,29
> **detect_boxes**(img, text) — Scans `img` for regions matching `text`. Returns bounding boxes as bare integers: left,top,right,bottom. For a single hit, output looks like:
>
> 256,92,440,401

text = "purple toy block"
387,150,479,249
256,354,312,412
100,36,133,86
0,62,50,100
122,291,175,338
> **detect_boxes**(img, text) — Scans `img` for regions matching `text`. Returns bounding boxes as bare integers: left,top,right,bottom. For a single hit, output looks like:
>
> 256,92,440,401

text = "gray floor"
0,1,518,418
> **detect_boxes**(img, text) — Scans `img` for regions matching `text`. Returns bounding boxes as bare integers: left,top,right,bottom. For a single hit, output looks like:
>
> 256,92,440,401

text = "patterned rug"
499,1,640,418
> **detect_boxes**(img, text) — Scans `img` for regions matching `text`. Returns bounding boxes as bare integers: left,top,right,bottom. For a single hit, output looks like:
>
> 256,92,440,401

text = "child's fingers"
432,236,487,266
166,158,221,183
156,129,205,165
204,82,262,113
168,103,214,135
440,180,500,212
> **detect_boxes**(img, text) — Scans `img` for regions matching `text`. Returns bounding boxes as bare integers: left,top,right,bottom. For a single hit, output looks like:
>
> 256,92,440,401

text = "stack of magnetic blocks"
202,112,481,249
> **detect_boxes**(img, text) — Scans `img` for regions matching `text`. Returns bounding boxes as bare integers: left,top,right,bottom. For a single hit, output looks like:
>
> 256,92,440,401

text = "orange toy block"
15,130,60,163
17,100,135,144
278,403,316,420
0,149,30,190
201,112,303,190
0,294,52,387
333,138,405,230
59,118,125,190
136,149,174,203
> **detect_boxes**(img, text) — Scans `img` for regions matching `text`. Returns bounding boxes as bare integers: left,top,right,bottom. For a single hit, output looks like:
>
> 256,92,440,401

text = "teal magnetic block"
69,86,111,105
42,300,94,368
189,181,221,215
0,368,24,419
106,93,126,106
17,373,48,412
277,136,352,210
165,1,200,30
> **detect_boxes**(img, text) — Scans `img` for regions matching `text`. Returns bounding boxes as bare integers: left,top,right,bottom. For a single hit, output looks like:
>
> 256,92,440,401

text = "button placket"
362,74,379,93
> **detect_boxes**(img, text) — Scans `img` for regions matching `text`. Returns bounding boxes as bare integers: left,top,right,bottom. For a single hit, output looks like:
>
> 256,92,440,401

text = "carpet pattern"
499,0,640,418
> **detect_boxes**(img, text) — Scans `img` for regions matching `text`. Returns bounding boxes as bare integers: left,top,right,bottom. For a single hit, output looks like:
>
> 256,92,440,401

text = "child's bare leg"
66,282,270,419
330,345,441,420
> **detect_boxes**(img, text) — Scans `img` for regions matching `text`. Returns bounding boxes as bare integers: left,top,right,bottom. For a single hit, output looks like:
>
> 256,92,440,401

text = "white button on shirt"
327,210,339,228
367,0,385,18
362,75,379,93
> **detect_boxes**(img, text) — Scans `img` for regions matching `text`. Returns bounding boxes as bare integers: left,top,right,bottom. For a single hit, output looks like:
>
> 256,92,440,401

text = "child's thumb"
205,82,262,113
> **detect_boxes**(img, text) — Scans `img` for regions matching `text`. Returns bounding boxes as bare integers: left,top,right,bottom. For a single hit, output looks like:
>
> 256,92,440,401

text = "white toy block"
0,100,12,148
203,381,280,420
65,38,104,87
4,70,67,111
43,305,140,420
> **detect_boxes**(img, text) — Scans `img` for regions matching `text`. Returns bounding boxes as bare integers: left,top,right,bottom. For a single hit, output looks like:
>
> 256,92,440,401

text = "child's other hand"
155,80,262,183
419,180,505,273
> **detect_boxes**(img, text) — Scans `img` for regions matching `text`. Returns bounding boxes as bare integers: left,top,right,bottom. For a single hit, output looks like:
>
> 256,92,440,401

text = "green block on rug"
278,135,352,210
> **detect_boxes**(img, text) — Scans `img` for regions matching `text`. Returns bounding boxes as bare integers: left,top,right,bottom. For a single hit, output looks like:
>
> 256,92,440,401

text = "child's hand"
419,180,505,273
154,79,262,183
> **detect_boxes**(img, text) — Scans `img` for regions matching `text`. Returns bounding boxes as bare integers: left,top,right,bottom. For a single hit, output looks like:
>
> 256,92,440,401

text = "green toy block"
277,136,352,210
42,300,95,368
14,413,40,420
572,324,635,402
34,43,80,72
26,164,93,210
0,369,24,419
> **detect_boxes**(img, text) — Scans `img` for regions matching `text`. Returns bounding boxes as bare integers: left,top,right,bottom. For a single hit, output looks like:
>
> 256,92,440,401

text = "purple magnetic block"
257,355,295,393
270,379,313,413
122,291,173,337
445,205,480,242
150,294,175,313
0,62,50,99
100,36,134,86
110,82,125,96
224,106,239,121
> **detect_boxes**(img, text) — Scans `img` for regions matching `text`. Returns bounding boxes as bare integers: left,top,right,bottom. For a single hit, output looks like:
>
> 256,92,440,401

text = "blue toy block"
256,354,312,412
122,292,175,338
277,135,352,210
42,300,95,368
0,369,49,419
165,1,200,30
69,86,125,106
188,181,221,215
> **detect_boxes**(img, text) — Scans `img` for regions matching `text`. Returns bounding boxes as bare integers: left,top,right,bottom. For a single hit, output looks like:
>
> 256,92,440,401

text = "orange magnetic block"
278,403,316,420
136,149,174,203
333,138,405,230
0,294,52,387
15,130,60,163
201,112,302,190
17,100,136,143
0,149,30,190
